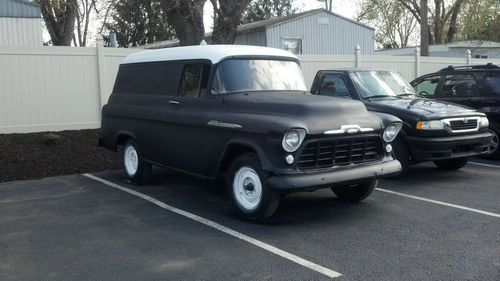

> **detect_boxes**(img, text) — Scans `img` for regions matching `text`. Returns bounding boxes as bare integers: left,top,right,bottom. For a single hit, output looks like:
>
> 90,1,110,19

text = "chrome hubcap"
233,167,262,211
124,145,138,177
488,129,498,153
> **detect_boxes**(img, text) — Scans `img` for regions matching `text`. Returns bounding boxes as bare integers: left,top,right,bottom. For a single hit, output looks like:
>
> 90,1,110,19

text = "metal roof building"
0,0,42,46
226,9,375,55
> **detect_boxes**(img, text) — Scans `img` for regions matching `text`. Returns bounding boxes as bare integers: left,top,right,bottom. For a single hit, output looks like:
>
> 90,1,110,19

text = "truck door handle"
168,100,180,105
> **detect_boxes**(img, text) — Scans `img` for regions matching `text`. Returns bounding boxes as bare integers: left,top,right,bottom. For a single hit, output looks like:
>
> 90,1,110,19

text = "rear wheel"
480,122,500,159
332,180,377,203
123,140,151,185
433,157,468,171
227,153,280,221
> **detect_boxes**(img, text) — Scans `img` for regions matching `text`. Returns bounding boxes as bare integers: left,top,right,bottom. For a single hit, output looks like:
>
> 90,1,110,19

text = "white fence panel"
1,44,499,134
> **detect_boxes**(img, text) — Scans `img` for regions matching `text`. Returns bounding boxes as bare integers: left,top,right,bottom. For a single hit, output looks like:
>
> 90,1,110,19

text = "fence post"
414,47,421,79
96,35,107,111
466,49,471,65
354,45,361,68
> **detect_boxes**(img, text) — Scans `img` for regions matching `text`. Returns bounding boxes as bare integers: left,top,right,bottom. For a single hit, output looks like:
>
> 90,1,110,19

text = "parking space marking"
83,174,342,279
469,161,500,169
375,188,500,218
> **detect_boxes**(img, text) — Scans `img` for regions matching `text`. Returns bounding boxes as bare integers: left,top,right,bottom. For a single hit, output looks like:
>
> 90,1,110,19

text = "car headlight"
383,123,403,142
479,116,489,128
416,120,444,130
282,129,306,152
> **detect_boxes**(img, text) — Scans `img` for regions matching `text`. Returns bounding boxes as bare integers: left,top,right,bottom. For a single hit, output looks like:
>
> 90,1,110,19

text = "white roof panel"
122,45,298,65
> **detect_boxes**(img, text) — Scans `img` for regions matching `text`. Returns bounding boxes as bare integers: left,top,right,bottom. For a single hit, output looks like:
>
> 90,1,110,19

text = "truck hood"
224,92,385,134
365,97,482,120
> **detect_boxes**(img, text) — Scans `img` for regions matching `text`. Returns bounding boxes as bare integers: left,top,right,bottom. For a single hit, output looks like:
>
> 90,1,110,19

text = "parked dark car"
311,69,492,176
411,64,500,159
99,45,402,220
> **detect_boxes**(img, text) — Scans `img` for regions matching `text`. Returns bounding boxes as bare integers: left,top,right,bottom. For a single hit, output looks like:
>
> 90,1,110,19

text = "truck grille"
297,137,383,170
449,119,478,131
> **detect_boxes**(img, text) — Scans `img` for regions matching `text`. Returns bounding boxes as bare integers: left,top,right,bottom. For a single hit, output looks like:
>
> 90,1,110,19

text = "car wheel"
228,153,280,221
332,180,378,203
388,138,410,178
480,122,500,159
433,157,468,171
123,139,151,185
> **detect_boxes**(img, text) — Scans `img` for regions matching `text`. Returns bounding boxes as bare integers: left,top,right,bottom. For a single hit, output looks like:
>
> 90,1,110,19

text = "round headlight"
480,116,489,128
282,129,306,152
383,123,402,143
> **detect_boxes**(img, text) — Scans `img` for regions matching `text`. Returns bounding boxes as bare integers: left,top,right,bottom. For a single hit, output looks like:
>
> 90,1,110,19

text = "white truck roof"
121,45,299,65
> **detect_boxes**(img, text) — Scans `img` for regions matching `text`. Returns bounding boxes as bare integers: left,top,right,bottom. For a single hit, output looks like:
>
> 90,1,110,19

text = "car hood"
365,97,481,120
224,92,385,134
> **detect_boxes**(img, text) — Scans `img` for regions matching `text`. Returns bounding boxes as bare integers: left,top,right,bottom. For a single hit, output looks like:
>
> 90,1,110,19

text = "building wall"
266,10,375,55
0,17,42,46
234,30,267,46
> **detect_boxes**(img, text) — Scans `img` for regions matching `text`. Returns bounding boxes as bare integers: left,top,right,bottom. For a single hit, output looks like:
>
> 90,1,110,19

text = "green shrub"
42,133,61,145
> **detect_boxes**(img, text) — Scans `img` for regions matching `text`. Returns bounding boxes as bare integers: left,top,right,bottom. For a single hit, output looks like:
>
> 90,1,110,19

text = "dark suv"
99,45,402,220
411,64,500,158
311,69,492,176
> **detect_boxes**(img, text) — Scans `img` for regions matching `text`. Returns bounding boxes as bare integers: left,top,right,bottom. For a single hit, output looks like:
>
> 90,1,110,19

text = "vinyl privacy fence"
1,41,499,134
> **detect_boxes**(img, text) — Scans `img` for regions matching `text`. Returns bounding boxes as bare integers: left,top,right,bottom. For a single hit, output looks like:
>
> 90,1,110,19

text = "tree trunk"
420,0,429,56
37,0,77,46
211,0,251,44
162,0,205,46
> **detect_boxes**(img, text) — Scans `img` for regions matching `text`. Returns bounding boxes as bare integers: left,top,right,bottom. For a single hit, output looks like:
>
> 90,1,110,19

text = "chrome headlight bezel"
282,129,306,152
416,120,445,130
383,123,403,143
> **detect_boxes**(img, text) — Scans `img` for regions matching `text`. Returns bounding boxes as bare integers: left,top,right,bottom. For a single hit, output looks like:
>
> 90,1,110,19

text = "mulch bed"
0,129,122,183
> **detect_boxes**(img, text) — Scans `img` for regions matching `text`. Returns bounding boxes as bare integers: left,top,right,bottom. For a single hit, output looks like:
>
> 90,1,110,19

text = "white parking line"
375,188,500,219
83,173,342,279
469,161,500,169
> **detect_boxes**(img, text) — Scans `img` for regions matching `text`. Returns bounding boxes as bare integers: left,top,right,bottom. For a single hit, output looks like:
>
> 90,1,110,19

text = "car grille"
449,119,478,131
297,137,383,170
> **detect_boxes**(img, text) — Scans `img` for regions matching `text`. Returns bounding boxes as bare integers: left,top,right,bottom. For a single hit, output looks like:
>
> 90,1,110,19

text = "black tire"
332,180,378,203
388,138,411,178
480,122,500,160
123,139,152,185
227,153,280,221
433,157,468,171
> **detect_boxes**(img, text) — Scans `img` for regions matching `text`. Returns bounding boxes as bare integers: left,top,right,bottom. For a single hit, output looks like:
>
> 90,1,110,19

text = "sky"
203,0,360,31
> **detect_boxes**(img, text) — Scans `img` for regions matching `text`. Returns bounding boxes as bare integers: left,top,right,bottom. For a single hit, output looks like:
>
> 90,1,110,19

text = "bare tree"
357,0,417,49
74,0,96,46
160,0,206,46
318,0,333,11
35,0,77,46
210,0,251,44
396,0,468,44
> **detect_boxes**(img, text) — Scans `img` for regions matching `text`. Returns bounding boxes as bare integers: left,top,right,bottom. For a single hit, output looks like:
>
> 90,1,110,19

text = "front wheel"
332,180,378,203
480,122,500,159
123,139,152,185
433,157,468,171
227,153,280,221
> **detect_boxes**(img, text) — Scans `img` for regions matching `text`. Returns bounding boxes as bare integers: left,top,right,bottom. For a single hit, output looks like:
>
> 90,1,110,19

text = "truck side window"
413,76,440,97
319,75,350,98
441,74,478,97
179,64,210,97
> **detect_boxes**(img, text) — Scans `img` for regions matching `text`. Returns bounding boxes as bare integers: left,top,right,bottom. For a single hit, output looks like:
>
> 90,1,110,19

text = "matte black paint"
100,57,402,192
311,70,491,163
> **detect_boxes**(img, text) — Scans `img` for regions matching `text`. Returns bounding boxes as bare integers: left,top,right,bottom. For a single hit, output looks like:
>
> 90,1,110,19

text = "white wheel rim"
489,129,498,153
124,145,139,177
233,167,262,211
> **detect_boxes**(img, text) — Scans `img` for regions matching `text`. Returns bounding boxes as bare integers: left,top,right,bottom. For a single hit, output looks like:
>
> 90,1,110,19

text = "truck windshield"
212,59,308,93
350,71,415,99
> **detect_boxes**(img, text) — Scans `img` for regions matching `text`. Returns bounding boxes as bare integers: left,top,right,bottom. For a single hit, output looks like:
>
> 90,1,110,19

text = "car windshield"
212,59,308,93
349,71,415,99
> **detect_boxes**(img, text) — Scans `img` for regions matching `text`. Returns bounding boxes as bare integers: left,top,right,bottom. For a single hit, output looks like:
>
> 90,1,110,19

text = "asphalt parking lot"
1,159,499,281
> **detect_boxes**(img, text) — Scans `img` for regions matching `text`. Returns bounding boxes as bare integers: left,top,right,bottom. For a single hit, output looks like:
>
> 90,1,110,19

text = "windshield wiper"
364,95,394,99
